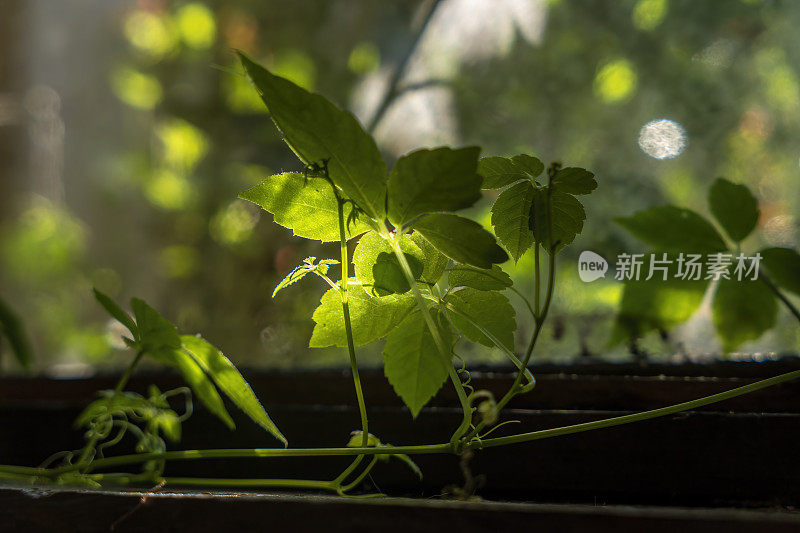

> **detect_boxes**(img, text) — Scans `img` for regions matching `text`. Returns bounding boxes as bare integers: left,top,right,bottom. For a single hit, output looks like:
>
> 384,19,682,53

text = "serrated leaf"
272,257,339,297
0,297,33,370
387,146,482,226
180,335,286,446
131,298,180,354
310,284,416,347
409,231,449,284
237,52,387,220
383,309,452,417
448,265,512,291
411,214,508,269
240,173,370,242
477,154,543,189
615,206,727,254
708,178,759,243
353,232,423,296
610,262,709,344
444,288,516,350
761,247,800,296
93,289,138,341
491,181,535,262
712,278,776,352
510,154,544,177
551,167,597,195
530,189,586,253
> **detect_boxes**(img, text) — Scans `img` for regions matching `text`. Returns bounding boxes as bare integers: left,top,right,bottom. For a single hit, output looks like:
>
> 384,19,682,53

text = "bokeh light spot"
272,49,316,91
156,119,208,171
123,10,177,60
632,0,667,31
638,119,687,159
210,201,260,245
594,59,637,104
110,66,162,109
145,169,196,210
176,3,216,50
348,42,380,74
159,245,200,279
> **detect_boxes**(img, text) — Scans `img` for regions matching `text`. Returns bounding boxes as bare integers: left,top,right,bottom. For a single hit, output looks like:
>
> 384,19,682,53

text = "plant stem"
22,369,798,480
332,197,370,484
161,477,338,491
365,0,442,134
75,350,145,466
385,233,473,448
474,369,800,449
465,250,556,442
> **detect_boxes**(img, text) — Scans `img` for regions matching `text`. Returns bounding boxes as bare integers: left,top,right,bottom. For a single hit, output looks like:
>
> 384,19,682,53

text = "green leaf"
310,284,416,347
615,206,727,254
353,232,423,296
240,173,370,242
491,181,535,262
530,189,586,253
149,411,182,443
610,264,709,343
0,297,33,370
180,335,287,446
387,146,482,226
409,231,449,284
411,214,508,269
510,154,544,177
130,298,180,354
272,257,339,298
712,278,777,352
383,309,452,417
761,247,800,296
444,288,516,351
93,289,139,341
168,348,235,430
237,52,387,220
708,178,759,243
477,154,543,189
448,265,512,291
550,167,597,195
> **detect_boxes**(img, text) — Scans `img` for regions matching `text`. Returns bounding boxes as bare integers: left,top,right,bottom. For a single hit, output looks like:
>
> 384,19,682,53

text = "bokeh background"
1,0,798,376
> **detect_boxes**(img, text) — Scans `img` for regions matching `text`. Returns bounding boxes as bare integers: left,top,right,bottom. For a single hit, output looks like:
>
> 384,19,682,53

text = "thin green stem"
385,232,472,448
75,350,145,466
339,456,379,493
534,243,541,315
162,477,338,491
332,196,370,485
474,369,800,449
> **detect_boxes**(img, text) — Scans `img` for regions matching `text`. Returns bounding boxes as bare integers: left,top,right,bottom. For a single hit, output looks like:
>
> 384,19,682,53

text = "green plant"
613,178,800,352
1,56,799,496
0,296,33,371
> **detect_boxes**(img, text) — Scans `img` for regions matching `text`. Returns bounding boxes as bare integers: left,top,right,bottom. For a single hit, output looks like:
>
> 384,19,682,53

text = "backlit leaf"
93,289,138,341
353,232,423,296
712,278,776,352
131,298,181,354
181,335,287,446
491,181,535,262
238,52,387,220
477,154,543,189
530,189,586,253
708,178,759,243
761,247,800,296
387,146,482,226
615,206,727,254
409,231,449,284
448,265,512,291
240,173,370,242
550,167,597,195
411,214,508,269
444,288,516,351
383,309,452,417
309,284,416,347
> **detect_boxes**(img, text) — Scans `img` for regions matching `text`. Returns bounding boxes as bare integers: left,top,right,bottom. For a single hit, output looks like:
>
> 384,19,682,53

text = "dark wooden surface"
2,486,800,533
2,362,800,508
